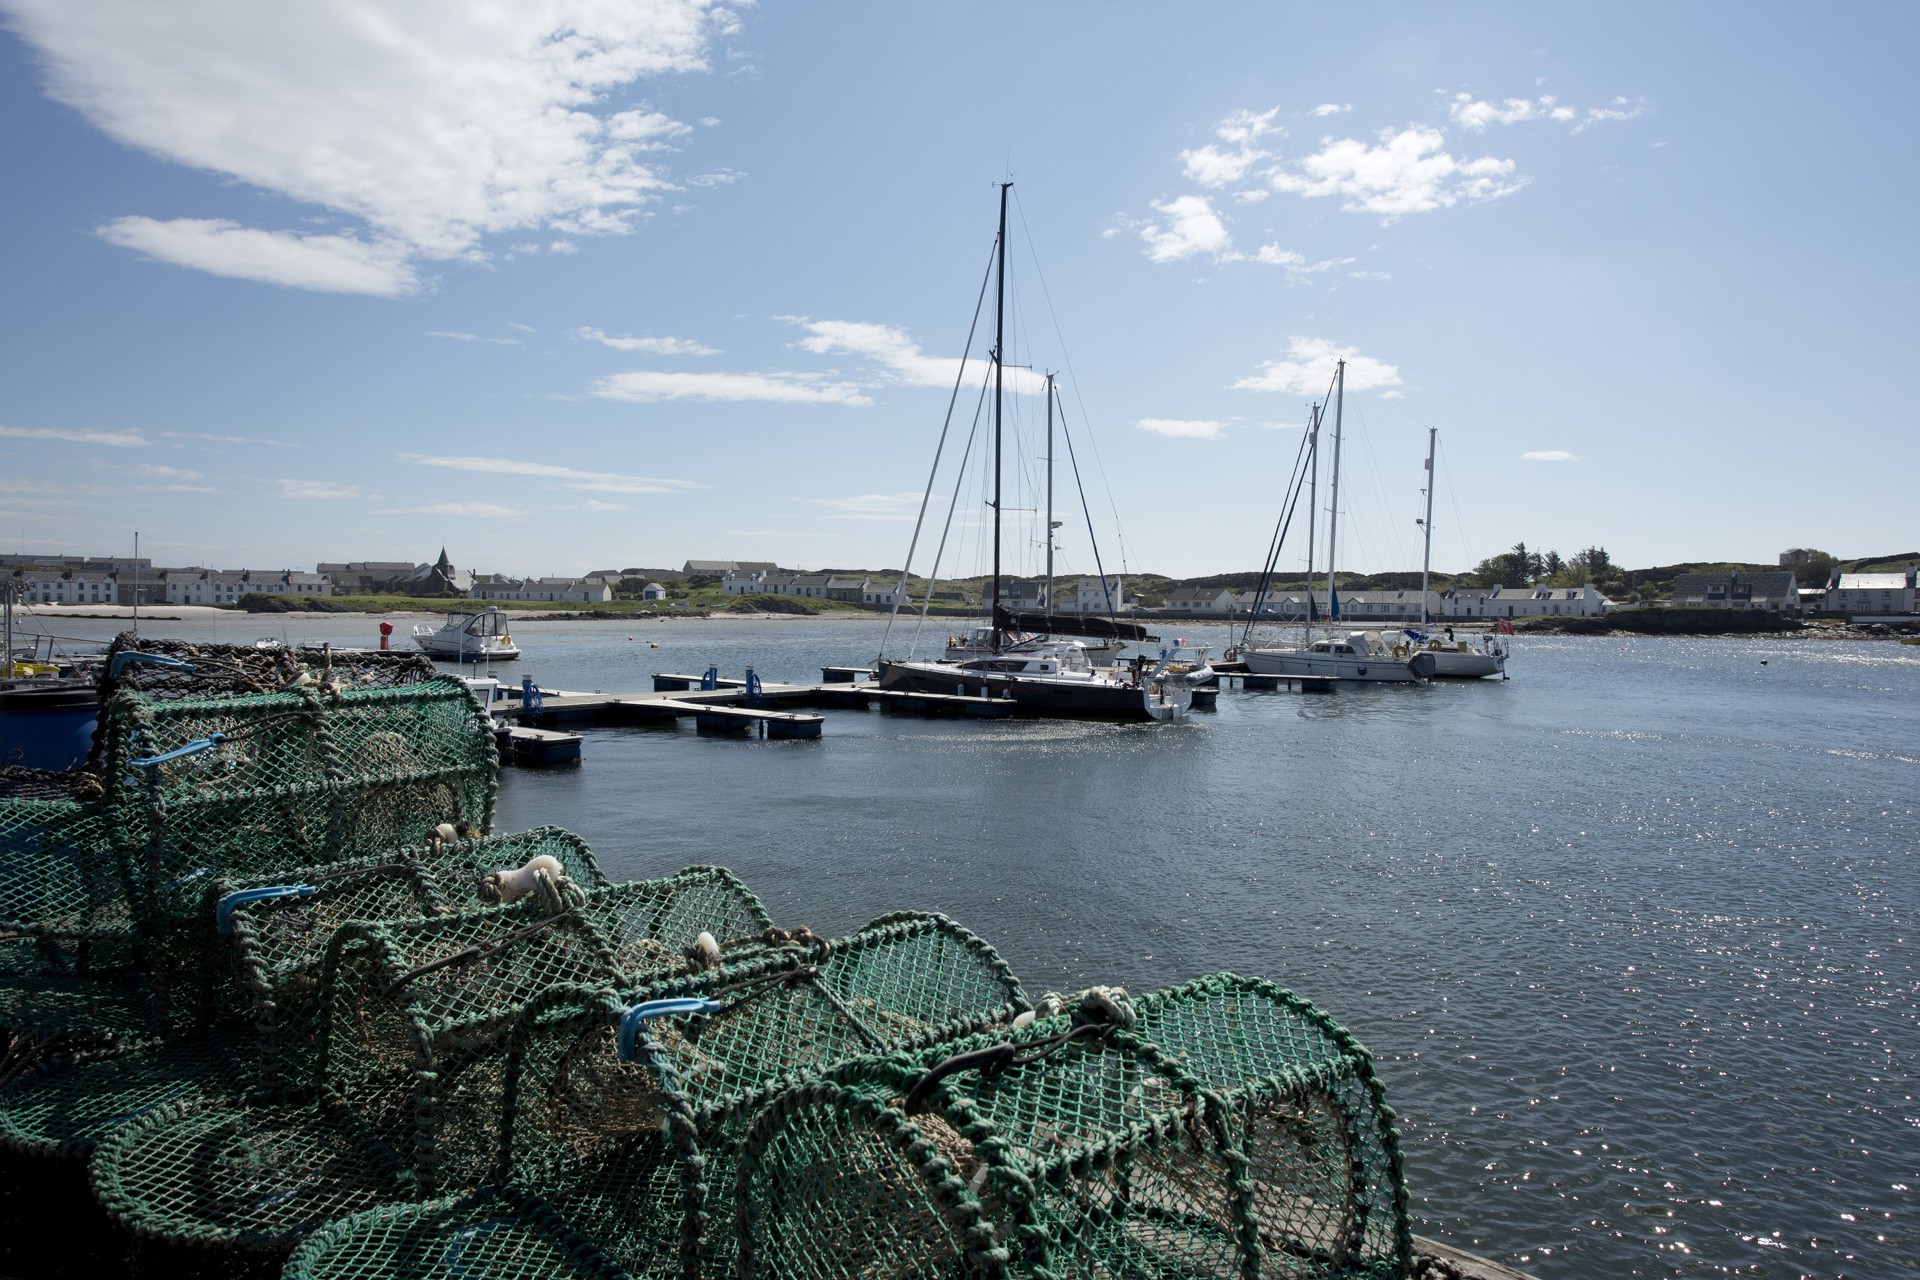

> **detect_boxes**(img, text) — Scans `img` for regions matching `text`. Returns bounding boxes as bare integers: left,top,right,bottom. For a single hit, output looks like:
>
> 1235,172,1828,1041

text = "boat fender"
687,931,722,969
478,853,566,904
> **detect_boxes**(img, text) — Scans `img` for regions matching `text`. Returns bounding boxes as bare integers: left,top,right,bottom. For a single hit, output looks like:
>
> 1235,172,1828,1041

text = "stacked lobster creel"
0,829,609,1165
0,644,498,1075
732,978,1412,1280
0,765,136,1081
0,657,501,1138
282,911,1031,1280
86,856,776,1258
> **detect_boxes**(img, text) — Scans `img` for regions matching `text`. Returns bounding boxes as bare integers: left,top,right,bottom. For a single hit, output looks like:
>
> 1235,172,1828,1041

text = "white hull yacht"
1243,630,1435,683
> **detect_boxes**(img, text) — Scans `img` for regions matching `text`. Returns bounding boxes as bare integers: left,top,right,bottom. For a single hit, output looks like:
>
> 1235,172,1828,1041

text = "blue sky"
1,2,1912,580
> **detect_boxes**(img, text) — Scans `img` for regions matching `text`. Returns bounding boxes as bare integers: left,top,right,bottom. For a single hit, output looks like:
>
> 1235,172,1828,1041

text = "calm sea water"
34,612,1920,1278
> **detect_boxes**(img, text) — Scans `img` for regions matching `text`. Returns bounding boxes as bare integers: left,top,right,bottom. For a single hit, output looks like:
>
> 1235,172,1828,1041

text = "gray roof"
1671,571,1797,598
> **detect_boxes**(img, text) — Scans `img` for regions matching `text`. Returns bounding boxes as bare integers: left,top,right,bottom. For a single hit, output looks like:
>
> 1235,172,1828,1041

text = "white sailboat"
1401,427,1508,679
1240,358,1435,684
875,183,1185,720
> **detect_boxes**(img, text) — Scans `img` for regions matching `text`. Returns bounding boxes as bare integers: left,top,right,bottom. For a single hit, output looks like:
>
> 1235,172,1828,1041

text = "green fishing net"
0,672,501,1138
0,831,612,1160
89,866,773,1252
101,677,498,912
0,768,143,1079
731,973,1412,1279
281,911,1029,1280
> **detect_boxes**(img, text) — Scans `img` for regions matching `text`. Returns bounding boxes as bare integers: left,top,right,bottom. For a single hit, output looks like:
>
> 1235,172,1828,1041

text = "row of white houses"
7,568,333,606
720,570,909,606
1163,583,1614,620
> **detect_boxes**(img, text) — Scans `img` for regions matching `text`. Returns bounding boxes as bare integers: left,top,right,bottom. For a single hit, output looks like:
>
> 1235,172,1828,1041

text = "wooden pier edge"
1413,1235,1540,1280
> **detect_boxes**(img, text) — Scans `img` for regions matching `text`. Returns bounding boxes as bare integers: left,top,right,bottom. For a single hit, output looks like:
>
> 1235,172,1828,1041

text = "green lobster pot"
736,975,1413,1280
284,911,1030,1280
87,864,771,1254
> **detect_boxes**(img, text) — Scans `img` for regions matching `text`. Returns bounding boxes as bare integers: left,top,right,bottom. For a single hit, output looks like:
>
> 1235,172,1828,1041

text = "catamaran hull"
876,660,1185,720
1240,649,1434,683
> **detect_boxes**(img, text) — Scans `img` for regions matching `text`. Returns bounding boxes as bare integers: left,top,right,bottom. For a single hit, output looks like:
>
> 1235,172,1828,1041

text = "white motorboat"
413,607,521,662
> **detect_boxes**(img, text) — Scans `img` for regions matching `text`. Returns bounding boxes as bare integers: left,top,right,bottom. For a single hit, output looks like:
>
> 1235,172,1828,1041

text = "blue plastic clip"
616,997,721,1060
215,883,318,932
129,733,227,768
109,652,197,679
520,675,544,714
745,668,762,701
700,665,719,691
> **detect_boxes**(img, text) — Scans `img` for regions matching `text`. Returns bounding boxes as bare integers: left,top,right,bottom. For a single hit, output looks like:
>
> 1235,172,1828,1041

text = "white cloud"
1181,144,1265,189
1231,337,1402,397
580,499,628,511
574,327,718,356
0,423,150,447
1449,92,1647,134
276,479,363,500
591,369,873,406
160,430,302,448
1309,103,1351,117
791,318,1050,397
1582,97,1649,130
124,463,205,480
1449,94,1570,130
10,1,735,294
1179,108,1283,189
799,492,928,520
425,330,521,346
1214,107,1282,145
400,453,704,495
1252,245,1352,274
1269,127,1525,218
415,501,528,518
505,322,536,333
97,217,420,295
1521,450,1578,462
1138,194,1233,262
1136,418,1226,440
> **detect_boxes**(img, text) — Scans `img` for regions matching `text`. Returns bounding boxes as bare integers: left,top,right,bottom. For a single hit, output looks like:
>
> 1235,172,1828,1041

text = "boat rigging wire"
879,234,998,663
1241,403,1319,648
1010,188,1135,587
1052,388,1118,625
908,366,992,659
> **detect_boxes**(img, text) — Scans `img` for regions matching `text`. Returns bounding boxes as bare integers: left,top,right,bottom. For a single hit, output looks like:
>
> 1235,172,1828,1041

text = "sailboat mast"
1304,401,1320,643
1324,360,1345,629
1044,372,1055,616
1419,426,1437,627
991,181,1009,655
